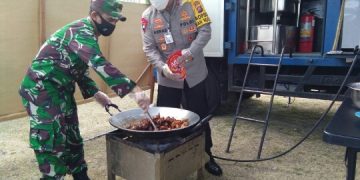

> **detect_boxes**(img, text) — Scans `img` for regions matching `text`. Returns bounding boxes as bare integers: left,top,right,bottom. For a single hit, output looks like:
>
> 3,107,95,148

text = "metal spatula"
145,111,158,131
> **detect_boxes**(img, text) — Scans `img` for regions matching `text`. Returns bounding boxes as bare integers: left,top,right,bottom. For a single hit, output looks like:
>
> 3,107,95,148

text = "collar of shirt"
86,16,100,39
159,1,179,30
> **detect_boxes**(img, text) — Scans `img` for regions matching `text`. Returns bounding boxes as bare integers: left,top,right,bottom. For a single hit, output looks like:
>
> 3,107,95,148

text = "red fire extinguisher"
298,13,315,53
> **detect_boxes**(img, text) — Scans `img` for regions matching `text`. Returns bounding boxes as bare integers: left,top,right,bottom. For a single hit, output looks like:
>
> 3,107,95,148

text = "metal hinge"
225,2,235,11
224,42,233,50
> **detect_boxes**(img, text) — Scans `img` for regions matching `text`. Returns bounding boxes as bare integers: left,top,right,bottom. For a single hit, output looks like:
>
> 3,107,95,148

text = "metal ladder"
225,45,286,159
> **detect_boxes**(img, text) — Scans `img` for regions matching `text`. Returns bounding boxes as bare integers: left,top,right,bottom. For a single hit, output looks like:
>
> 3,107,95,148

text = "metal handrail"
272,0,279,54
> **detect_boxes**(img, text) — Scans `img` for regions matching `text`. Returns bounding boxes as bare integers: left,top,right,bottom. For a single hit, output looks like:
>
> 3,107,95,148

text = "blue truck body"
213,0,360,100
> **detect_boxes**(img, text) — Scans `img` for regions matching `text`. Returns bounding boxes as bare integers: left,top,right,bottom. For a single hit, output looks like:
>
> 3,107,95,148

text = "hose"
213,53,359,162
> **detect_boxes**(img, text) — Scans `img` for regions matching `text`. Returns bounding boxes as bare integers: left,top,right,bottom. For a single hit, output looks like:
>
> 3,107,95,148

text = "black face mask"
94,15,116,36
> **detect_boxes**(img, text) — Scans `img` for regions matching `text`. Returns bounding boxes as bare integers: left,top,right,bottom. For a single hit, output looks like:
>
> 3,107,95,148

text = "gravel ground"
0,88,359,180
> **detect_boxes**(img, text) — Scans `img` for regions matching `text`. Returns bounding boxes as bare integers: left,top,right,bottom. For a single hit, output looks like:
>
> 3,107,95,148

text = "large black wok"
105,104,212,138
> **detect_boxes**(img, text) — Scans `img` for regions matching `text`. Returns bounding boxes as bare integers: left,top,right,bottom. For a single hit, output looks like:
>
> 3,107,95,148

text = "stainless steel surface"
106,132,205,180
260,0,297,14
348,82,360,108
250,25,273,41
145,111,158,131
272,0,279,53
249,25,297,54
341,0,360,50
245,0,298,54
109,107,200,137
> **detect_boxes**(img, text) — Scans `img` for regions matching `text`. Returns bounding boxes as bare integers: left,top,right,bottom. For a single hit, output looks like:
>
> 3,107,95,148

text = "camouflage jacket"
20,17,135,100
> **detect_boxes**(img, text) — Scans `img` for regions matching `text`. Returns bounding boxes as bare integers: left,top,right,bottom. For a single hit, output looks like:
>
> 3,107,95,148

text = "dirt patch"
0,91,358,179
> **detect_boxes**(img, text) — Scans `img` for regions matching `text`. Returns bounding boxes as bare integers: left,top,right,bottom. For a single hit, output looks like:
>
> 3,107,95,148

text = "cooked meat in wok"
126,114,189,131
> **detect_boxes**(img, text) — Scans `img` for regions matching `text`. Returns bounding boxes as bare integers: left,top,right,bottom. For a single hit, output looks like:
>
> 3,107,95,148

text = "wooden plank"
39,0,46,46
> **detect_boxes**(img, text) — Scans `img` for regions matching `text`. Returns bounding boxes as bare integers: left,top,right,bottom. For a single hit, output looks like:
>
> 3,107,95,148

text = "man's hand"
129,86,151,111
174,49,192,66
162,64,183,81
181,49,192,62
94,91,112,107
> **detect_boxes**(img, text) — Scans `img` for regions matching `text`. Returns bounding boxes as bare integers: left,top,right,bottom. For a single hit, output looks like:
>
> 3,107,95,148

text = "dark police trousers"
157,80,213,156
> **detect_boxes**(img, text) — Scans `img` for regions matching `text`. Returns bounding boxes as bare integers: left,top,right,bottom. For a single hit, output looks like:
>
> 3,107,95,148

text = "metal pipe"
296,0,302,28
257,46,285,159
245,0,250,51
272,0,279,54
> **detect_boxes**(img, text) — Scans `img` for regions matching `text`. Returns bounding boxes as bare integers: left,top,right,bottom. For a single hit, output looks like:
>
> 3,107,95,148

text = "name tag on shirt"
164,31,174,44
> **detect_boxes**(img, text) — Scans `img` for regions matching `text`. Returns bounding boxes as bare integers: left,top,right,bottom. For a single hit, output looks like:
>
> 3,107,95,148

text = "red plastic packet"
166,50,186,79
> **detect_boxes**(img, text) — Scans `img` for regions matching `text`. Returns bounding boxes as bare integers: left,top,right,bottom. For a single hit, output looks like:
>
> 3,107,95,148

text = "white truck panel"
202,0,225,57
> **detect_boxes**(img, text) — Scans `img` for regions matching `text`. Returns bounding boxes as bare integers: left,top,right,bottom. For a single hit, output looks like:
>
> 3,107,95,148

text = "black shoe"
73,169,90,180
205,159,223,176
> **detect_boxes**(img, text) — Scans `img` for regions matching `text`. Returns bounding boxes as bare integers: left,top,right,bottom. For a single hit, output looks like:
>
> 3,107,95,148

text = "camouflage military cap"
91,0,126,21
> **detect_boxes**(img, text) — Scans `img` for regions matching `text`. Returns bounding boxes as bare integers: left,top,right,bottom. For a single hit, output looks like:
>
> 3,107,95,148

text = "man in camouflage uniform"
19,0,150,179
141,0,222,176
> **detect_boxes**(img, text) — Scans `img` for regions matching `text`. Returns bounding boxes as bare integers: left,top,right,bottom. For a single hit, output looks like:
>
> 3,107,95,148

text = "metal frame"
228,62,360,100
226,45,286,159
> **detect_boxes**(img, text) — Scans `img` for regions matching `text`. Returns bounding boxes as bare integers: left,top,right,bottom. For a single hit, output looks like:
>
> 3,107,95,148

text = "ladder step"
236,116,266,123
249,63,279,67
242,88,272,95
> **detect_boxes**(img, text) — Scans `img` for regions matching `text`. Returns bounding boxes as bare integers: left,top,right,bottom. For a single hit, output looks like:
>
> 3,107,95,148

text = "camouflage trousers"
20,77,87,179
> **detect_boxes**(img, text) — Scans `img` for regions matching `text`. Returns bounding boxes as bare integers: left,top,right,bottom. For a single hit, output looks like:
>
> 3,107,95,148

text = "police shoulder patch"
189,0,211,28
141,18,148,32
182,0,191,5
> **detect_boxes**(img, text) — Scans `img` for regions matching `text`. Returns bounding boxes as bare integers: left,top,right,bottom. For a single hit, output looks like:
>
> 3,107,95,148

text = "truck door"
202,0,225,57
